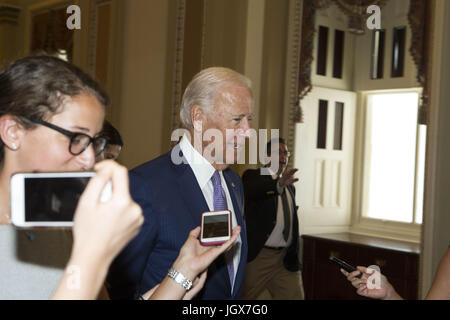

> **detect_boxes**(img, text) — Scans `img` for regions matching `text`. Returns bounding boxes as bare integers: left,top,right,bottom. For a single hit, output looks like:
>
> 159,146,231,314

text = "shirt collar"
179,134,216,190
262,166,278,180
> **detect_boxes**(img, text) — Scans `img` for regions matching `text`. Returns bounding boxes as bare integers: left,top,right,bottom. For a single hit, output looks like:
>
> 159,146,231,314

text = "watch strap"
167,268,193,290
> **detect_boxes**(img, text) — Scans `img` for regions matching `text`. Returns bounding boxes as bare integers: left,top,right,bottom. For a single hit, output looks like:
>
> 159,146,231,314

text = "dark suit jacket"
106,145,248,300
242,168,301,272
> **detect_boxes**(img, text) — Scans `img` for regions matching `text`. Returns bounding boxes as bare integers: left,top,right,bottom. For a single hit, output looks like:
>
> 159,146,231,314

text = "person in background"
241,137,304,300
95,120,123,162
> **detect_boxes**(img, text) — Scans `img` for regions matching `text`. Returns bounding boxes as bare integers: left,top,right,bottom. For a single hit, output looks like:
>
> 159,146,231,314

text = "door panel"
295,87,356,234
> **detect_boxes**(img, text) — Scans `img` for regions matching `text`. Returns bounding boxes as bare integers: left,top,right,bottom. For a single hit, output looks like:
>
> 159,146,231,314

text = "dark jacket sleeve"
106,171,158,300
242,169,279,201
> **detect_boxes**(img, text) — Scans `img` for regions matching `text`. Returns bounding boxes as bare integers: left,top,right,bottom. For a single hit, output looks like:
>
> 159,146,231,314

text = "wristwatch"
167,268,193,290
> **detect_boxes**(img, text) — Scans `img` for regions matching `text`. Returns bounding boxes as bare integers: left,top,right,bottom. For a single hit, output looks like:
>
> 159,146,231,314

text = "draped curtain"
408,0,431,124
297,0,430,124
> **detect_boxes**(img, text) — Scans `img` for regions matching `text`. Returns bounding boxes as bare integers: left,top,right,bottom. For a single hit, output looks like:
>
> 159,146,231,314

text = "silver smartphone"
10,172,111,228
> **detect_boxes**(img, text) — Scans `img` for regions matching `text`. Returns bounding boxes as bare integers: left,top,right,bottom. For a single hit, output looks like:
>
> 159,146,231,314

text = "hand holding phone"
71,161,143,259
52,161,144,300
329,256,362,278
200,210,231,246
150,225,241,299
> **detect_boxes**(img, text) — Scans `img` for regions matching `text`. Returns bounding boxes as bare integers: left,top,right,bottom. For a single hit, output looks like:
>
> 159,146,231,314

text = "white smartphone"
200,210,231,246
10,172,112,228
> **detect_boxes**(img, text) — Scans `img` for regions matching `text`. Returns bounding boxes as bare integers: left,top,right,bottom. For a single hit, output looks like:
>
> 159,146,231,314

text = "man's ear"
190,105,206,132
0,115,25,151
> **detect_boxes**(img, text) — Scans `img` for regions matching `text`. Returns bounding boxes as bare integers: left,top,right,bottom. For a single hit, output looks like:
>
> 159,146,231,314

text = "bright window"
364,91,425,224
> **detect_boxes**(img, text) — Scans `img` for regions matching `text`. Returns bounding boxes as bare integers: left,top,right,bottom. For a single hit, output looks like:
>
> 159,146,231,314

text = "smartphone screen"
24,177,90,222
202,212,230,238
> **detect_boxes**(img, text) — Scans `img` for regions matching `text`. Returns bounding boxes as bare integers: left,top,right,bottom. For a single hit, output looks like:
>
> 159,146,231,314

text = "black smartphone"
329,256,362,278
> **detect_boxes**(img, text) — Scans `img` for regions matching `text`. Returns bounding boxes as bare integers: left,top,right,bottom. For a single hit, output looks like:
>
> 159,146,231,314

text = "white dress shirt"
179,135,241,291
264,168,294,248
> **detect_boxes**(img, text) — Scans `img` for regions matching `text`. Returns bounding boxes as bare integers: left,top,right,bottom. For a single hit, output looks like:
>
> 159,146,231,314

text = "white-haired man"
107,67,253,300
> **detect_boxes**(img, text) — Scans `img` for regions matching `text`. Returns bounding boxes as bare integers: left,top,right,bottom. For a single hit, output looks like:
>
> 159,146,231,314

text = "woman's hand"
340,266,402,300
72,160,143,266
149,226,241,300
143,271,208,300
53,160,143,300
171,226,241,282
183,271,207,300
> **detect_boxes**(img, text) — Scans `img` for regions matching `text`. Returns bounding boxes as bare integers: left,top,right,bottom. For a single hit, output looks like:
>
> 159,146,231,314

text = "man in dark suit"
242,138,304,299
106,67,252,300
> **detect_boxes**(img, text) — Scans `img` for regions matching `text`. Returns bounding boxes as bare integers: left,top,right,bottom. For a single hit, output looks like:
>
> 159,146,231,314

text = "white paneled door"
294,86,356,234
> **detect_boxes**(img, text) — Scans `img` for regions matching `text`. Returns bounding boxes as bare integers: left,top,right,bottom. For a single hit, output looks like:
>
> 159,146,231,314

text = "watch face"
174,273,184,283
168,268,192,290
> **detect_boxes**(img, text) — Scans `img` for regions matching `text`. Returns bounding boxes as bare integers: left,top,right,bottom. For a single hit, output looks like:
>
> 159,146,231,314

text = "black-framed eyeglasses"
29,118,107,156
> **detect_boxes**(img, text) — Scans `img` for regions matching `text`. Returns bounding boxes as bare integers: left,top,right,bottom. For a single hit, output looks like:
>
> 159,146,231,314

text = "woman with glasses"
0,55,240,300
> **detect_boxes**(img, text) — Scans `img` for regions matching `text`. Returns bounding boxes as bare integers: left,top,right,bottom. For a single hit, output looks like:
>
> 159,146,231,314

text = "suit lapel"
287,185,295,205
287,184,299,233
171,145,247,298
223,169,247,298
171,147,210,226
223,170,244,224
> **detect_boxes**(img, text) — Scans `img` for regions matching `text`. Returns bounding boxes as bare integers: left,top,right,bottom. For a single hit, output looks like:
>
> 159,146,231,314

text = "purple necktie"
211,170,234,287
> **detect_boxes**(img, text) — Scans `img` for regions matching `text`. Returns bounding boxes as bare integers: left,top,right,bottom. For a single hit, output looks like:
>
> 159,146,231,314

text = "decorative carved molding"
286,0,303,168
200,0,207,69
0,5,20,25
169,0,186,137
87,0,111,76
296,0,316,124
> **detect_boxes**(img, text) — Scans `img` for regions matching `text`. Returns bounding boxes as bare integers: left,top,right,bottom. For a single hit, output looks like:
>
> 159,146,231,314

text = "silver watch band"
167,268,193,290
